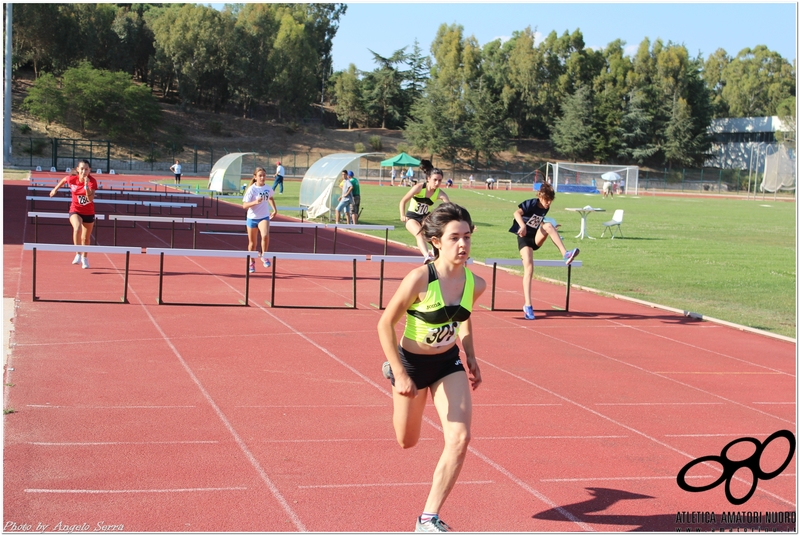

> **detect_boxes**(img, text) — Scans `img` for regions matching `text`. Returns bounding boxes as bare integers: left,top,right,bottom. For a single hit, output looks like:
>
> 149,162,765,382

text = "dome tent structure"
299,152,381,219
208,152,256,194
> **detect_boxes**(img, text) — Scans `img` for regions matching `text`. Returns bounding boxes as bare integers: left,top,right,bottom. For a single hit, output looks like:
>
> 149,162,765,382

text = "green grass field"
152,178,795,338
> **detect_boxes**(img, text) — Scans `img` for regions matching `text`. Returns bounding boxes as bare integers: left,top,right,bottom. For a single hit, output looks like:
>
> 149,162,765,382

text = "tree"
269,10,319,119
551,85,595,162
22,73,65,126
363,48,406,128
721,46,795,117
334,64,366,129
465,80,508,168
617,89,658,164
663,96,697,168
702,48,730,117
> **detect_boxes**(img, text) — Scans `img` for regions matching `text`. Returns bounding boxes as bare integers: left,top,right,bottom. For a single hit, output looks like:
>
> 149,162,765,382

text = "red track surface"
3,176,797,532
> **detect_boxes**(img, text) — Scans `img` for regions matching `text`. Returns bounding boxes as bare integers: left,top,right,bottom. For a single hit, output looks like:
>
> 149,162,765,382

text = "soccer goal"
760,144,796,198
546,162,639,195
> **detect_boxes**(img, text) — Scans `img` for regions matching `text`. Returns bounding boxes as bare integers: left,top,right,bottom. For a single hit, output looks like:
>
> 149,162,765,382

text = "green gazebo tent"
380,152,421,167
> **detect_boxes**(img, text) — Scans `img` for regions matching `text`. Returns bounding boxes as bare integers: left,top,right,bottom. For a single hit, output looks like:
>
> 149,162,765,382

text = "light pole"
3,4,12,163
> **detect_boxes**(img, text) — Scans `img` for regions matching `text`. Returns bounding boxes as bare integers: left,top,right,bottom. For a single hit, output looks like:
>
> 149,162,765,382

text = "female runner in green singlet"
377,203,486,533
399,160,451,262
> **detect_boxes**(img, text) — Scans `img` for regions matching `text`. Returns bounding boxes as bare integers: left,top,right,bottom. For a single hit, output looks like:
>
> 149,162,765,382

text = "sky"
328,2,797,72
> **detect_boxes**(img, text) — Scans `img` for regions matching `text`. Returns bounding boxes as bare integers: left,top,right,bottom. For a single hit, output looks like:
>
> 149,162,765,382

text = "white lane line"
121,276,308,532
259,438,432,443
752,401,795,405
25,487,247,494
541,475,714,483
30,441,218,446
26,405,196,409
595,402,724,406
476,435,628,440
476,403,563,407
236,404,386,408
298,480,494,489
238,302,594,531
610,321,796,378
478,357,796,508
486,314,794,426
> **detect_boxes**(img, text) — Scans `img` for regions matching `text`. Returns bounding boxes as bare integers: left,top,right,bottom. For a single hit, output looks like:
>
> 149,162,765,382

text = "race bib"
526,214,543,228
423,322,459,347
415,203,430,216
77,195,89,205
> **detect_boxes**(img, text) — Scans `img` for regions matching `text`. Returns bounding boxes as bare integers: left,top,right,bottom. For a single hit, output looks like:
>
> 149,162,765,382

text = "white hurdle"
146,247,256,307
23,243,142,303
28,211,106,243
484,258,583,312
265,252,369,309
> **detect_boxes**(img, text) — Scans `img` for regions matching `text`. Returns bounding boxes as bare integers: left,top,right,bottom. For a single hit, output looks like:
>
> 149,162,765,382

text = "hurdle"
107,214,187,247
23,243,141,304
183,217,324,249
484,258,583,312
28,212,106,243
327,223,395,254
371,255,473,309
265,252,368,309
146,248,255,307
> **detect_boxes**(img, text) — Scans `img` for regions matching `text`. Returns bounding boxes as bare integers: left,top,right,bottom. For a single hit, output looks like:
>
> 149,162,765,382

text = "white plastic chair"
601,209,624,239
109,169,116,175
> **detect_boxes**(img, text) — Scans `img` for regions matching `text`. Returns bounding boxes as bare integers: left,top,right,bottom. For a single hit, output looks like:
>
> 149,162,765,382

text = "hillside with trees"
9,3,796,171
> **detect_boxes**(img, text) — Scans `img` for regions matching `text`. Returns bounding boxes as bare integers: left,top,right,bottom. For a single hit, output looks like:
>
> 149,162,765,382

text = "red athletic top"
66,175,98,215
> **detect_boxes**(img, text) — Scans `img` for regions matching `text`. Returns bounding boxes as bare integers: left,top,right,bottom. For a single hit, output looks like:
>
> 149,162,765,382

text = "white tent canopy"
208,152,256,193
299,152,381,219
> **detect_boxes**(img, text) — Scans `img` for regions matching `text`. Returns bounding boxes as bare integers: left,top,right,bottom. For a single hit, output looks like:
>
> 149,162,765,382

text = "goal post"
760,144,796,197
547,162,639,195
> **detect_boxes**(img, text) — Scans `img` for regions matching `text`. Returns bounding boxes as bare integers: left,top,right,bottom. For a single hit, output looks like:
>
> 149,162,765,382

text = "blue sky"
329,2,796,72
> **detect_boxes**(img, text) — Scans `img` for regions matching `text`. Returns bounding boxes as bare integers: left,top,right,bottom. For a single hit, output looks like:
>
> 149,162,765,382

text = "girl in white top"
242,167,278,272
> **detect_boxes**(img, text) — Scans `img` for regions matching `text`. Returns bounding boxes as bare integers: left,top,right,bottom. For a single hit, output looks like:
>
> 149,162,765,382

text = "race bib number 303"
424,322,459,347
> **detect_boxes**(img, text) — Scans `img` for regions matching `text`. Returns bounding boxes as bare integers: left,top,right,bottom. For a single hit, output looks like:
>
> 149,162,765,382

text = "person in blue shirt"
509,183,579,320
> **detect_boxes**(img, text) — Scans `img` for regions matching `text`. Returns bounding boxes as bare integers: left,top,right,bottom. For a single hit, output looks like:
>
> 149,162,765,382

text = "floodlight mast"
4,4,12,162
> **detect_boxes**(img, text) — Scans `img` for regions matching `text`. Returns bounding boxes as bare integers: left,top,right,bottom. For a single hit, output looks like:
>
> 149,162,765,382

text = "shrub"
22,73,65,125
22,139,48,156
396,142,410,154
18,124,31,134
369,135,383,151
354,142,366,153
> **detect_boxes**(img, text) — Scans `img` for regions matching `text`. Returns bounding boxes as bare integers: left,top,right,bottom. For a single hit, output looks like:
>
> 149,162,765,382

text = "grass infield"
41,174,798,338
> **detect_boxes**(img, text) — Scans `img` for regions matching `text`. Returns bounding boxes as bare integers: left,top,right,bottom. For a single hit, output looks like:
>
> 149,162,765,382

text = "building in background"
706,116,795,172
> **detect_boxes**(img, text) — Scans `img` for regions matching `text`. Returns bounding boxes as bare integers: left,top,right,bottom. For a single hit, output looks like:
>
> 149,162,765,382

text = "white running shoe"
415,516,451,532
81,257,89,269
72,253,81,265
262,256,271,268
249,261,256,273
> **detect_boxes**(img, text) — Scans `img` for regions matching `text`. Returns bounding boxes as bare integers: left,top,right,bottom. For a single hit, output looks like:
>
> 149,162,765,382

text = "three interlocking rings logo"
676,429,796,505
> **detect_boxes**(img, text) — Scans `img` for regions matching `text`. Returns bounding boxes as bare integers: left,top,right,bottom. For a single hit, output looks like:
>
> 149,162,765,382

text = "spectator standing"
391,167,397,186
170,160,182,185
335,170,354,224
273,161,285,194
348,170,361,224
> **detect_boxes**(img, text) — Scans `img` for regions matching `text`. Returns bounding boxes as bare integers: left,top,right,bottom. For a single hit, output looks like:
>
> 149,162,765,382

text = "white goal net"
760,145,796,193
547,162,639,195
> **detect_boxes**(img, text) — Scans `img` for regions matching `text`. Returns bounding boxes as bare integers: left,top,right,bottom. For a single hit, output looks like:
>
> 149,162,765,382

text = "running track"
3,177,796,532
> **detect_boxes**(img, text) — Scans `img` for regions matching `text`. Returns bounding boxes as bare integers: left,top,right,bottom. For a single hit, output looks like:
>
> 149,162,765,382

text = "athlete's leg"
69,214,83,247
536,222,567,256
422,370,472,515
392,387,429,449
257,219,270,256
405,219,429,257
246,224,259,253
519,245,534,309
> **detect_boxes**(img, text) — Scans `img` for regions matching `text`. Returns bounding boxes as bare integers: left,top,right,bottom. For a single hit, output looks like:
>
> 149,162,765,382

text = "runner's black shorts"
390,344,464,389
69,212,95,224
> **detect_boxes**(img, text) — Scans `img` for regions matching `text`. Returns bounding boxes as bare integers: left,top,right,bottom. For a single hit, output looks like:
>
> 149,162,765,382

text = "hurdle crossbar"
371,255,473,309
146,247,254,307
23,243,141,304
484,258,582,312
266,252,368,309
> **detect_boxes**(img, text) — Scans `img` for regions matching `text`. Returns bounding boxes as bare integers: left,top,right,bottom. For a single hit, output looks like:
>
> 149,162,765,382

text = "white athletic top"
244,183,274,219
172,163,182,174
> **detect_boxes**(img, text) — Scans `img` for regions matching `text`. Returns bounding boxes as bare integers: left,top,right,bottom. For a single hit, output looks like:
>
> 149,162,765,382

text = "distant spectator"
170,160,182,185
272,161,285,194
485,176,496,190
391,167,397,186
348,170,361,224
335,170,353,224
445,177,453,188
469,174,475,188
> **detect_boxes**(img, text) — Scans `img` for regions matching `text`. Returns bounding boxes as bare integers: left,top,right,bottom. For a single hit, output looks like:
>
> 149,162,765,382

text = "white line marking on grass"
30,441,219,446
298,480,494,489
25,487,247,494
